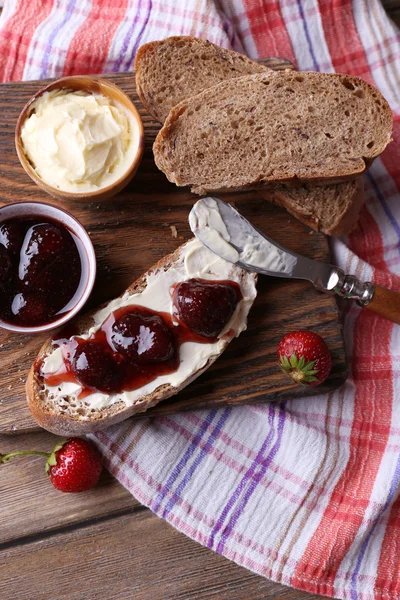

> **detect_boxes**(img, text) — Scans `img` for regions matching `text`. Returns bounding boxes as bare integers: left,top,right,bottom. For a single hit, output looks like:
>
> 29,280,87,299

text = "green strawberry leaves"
279,352,319,384
45,440,66,475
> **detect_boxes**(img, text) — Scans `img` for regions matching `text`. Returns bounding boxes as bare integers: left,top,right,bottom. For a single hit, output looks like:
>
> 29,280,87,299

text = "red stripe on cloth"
318,0,374,82
349,203,387,270
62,0,129,76
378,120,400,192
0,0,54,82
372,125,400,595
291,309,393,595
351,184,400,289
290,0,393,571
242,0,295,64
292,142,393,592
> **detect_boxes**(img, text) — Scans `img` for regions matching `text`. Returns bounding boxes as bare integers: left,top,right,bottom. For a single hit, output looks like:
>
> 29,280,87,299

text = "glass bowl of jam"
0,201,96,334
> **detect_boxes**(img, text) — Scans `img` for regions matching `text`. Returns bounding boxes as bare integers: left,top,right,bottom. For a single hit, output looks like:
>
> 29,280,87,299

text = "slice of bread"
135,36,270,123
135,37,366,235
153,71,392,194
260,178,365,236
26,239,257,436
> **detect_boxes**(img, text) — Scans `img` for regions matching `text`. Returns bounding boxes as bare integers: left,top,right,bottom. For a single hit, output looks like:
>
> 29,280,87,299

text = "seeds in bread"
260,178,365,236
27,239,257,436
153,71,392,194
135,36,269,123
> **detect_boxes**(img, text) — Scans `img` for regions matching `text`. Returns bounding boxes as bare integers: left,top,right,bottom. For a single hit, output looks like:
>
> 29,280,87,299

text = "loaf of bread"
135,36,269,123
27,239,257,436
153,71,392,194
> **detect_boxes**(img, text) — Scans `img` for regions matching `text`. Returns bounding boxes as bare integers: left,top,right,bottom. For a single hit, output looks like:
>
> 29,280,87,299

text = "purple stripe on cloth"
39,0,76,78
207,403,285,552
161,408,232,519
350,452,400,600
366,171,400,244
124,0,152,70
113,0,143,72
222,14,238,49
216,404,286,554
152,409,219,514
296,0,320,71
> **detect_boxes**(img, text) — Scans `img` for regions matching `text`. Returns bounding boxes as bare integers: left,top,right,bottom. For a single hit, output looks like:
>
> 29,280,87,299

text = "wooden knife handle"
365,285,400,325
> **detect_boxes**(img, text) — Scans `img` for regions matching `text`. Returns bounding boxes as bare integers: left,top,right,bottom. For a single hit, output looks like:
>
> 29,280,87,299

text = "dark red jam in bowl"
0,217,84,328
41,279,242,397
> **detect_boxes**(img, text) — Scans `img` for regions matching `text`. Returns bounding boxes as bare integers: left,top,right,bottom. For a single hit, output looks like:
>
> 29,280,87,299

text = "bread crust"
135,40,159,121
26,240,256,436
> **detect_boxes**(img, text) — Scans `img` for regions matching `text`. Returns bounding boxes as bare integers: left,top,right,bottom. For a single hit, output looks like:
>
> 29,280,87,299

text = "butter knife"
189,196,400,325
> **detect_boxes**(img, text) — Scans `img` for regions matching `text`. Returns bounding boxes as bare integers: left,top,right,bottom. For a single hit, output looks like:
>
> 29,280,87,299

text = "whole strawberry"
0,437,102,493
277,330,332,386
46,438,103,492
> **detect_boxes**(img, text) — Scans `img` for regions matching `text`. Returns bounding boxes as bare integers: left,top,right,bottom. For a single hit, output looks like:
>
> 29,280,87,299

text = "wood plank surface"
0,431,138,545
0,505,322,600
0,61,347,435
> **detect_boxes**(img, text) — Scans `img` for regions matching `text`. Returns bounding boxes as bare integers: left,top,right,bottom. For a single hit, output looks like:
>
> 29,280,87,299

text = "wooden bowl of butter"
15,76,144,202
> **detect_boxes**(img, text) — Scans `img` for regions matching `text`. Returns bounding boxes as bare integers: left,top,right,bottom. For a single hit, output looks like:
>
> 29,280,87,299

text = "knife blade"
189,197,342,292
188,197,400,326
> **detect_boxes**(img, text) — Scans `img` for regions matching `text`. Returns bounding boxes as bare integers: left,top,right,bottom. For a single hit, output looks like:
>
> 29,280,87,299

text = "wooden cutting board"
0,59,348,435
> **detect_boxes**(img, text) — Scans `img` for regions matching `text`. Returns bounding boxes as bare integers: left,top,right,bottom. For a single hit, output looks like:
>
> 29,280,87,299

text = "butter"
190,198,297,275
41,239,257,414
21,89,140,193
188,197,239,264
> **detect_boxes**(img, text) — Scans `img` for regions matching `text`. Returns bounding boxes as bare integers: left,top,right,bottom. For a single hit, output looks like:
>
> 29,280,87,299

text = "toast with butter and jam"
27,239,257,436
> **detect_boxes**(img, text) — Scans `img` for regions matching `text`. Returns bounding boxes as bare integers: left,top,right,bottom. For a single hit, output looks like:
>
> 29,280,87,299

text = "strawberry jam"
0,217,83,327
42,279,242,396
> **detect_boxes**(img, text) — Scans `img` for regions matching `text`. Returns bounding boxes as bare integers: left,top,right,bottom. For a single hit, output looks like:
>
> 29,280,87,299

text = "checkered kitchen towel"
2,1,400,598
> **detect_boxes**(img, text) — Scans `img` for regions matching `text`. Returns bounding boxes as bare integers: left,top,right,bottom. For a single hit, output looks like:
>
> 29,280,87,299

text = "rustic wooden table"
1,3,398,599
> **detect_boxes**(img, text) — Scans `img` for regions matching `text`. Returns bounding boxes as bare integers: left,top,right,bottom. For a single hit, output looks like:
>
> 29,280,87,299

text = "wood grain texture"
0,508,322,600
0,63,347,434
0,431,138,545
366,284,400,324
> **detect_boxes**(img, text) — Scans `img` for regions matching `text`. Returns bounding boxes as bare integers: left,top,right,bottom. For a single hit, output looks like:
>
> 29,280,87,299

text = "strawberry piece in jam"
110,309,175,363
72,341,123,393
0,217,83,328
19,223,65,290
11,292,48,326
172,278,241,338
